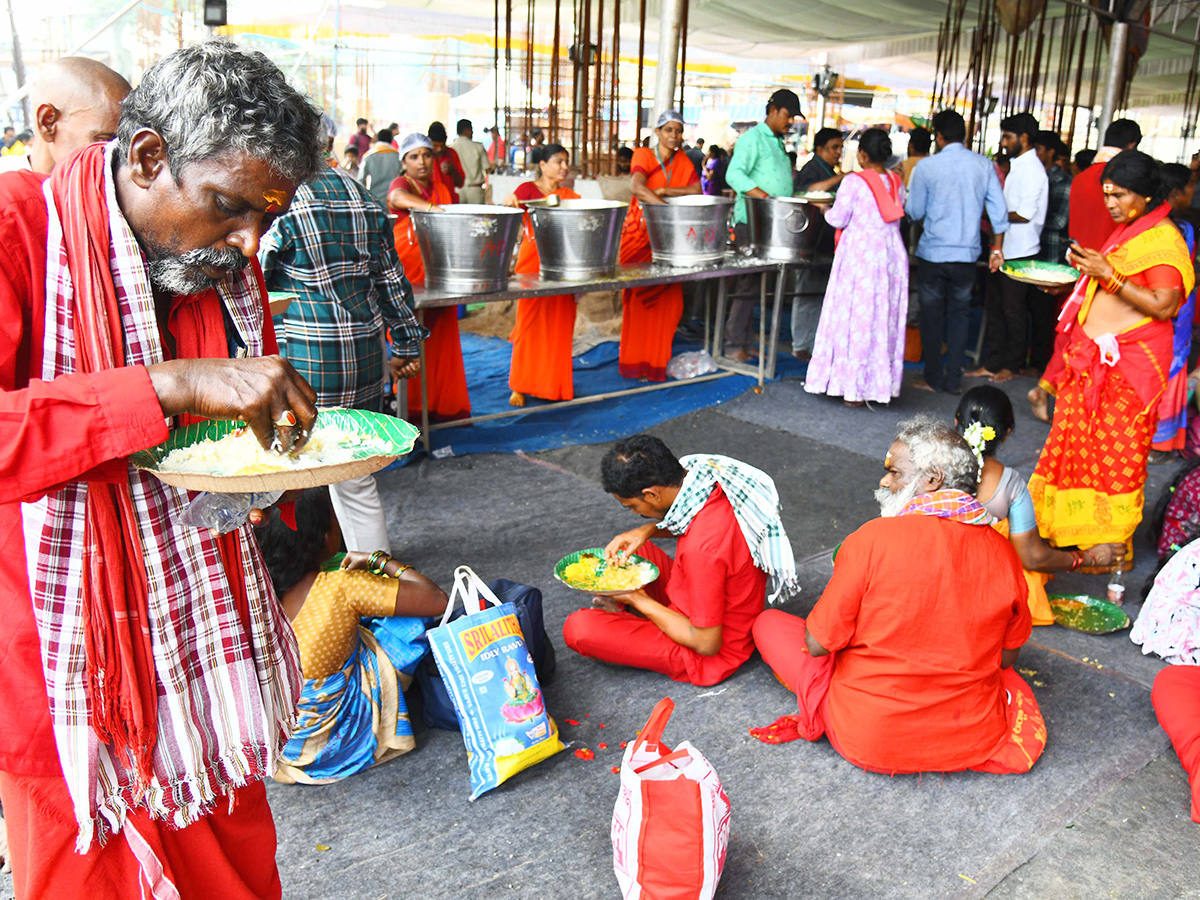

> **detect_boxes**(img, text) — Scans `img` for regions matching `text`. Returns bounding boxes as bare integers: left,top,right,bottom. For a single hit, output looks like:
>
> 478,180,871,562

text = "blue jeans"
916,258,975,392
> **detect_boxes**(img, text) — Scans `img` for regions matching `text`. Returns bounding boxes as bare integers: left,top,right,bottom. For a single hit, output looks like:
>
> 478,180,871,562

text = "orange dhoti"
618,215,683,382
393,213,471,421
508,185,580,401
0,772,281,900
509,295,576,400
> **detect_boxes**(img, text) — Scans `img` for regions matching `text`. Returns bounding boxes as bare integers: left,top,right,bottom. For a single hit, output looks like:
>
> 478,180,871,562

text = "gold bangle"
367,550,390,576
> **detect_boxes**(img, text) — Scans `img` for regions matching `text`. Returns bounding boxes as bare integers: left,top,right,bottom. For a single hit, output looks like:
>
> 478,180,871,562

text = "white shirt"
0,153,32,174
1002,148,1048,260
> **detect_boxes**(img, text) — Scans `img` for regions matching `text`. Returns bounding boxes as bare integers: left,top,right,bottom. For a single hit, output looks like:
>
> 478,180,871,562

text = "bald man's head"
30,57,131,175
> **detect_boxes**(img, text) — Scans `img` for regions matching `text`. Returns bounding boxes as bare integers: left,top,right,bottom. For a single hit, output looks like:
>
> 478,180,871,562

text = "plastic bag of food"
667,350,719,381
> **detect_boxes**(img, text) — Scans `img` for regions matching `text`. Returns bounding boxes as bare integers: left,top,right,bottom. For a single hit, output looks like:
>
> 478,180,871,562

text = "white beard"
876,480,921,517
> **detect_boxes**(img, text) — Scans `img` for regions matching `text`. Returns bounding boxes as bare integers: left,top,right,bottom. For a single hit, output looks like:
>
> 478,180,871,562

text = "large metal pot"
529,199,627,280
640,195,733,267
745,195,824,263
412,204,524,293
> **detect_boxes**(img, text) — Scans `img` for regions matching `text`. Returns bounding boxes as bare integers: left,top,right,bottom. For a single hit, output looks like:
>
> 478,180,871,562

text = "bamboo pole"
635,0,646,145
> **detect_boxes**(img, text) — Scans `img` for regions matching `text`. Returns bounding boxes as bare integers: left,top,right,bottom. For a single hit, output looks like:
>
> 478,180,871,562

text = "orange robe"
618,146,701,381
509,183,581,401
390,176,471,421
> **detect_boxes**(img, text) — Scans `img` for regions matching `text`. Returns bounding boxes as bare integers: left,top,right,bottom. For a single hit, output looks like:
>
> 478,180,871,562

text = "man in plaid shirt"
260,164,428,552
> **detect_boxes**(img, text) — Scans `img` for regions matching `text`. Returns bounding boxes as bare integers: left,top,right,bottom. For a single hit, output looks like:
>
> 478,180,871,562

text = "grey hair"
116,39,325,185
894,414,979,495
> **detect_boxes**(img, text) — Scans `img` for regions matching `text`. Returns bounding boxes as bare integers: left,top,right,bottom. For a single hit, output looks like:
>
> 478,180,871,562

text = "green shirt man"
724,90,802,225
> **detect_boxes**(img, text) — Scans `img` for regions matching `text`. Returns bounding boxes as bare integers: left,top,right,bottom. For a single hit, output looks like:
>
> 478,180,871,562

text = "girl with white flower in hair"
955,386,1127,619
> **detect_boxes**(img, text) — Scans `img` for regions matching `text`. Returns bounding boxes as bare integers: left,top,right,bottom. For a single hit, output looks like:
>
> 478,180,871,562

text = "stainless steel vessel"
745,195,824,263
640,195,733,266
412,204,524,293
528,199,628,280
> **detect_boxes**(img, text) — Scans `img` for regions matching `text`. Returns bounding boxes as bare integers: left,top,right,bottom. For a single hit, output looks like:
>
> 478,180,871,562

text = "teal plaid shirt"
259,166,428,408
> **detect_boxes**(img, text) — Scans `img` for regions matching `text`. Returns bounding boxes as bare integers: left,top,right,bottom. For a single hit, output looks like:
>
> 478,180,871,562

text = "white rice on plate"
158,421,390,477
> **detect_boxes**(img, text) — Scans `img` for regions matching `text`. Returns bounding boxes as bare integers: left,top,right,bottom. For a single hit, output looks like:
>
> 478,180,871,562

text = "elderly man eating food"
0,40,326,899
752,416,1046,775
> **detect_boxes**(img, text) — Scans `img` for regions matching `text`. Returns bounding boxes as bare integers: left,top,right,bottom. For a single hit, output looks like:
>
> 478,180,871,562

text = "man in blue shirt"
905,109,1008,394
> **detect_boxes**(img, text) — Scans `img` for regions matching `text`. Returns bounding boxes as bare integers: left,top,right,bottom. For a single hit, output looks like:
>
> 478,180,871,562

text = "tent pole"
635,0,646,145
650,0,683,128
1097,21,1128,141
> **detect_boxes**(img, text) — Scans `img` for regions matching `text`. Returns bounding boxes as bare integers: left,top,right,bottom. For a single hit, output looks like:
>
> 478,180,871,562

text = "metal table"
408,254,790,453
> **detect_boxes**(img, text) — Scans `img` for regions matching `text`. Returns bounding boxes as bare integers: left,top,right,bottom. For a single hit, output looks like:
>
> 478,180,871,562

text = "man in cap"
723,88,802,362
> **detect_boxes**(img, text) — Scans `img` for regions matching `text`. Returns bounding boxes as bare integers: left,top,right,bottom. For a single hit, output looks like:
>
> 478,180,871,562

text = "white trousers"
329,474,391,553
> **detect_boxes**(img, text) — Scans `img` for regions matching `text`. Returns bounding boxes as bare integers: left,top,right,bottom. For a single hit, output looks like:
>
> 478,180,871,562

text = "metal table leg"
758,272,766,386
765,264,786,380
418,309,431,454
712,276,729,358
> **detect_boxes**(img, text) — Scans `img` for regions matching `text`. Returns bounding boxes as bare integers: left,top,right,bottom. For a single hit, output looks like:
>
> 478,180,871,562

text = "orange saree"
618,146,700,381
1030,206,1194,552
509,183,581,401
390,176,471,421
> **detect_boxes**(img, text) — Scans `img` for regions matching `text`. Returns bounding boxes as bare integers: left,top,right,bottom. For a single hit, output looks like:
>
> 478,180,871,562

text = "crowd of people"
5,35,1200,899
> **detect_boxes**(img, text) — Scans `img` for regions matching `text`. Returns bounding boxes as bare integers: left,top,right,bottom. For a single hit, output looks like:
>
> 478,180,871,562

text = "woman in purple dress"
805,128,909,406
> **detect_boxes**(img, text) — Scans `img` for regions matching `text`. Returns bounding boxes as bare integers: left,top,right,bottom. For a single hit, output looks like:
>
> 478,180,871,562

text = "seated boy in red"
562,434,797,687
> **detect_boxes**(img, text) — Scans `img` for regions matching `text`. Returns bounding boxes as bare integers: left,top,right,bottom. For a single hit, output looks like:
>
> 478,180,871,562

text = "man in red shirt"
563,435,797,686
428,120,464,202
0,41,324,899
753,416,1046,774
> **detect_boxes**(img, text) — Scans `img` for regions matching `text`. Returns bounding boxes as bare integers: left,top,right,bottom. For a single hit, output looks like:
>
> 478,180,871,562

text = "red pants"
1152,665,1200,822
562,543,713,686
752,609,1045,775
752,610,835,740
0,771,282,900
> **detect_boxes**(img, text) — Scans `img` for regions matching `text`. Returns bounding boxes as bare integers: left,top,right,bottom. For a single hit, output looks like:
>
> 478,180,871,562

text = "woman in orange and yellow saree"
1030,151,1195,566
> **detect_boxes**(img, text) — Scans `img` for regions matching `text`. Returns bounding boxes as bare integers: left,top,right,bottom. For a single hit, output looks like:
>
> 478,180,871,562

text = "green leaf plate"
1047,593,1131,634
1002,259,1080,288
130,407,418,493
553,547,660,597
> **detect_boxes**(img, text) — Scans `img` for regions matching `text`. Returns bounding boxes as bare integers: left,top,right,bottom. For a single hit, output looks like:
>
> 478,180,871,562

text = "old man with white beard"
751,416,1047,775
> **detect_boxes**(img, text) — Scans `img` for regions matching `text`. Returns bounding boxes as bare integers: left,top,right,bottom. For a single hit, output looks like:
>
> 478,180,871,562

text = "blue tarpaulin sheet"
401,332,806,459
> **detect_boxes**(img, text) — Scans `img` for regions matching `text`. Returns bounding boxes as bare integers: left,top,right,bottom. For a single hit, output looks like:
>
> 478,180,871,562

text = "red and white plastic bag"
611,698,731,900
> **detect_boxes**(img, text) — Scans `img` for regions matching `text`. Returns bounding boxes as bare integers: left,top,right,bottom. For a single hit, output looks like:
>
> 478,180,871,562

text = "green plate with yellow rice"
554,548,660,596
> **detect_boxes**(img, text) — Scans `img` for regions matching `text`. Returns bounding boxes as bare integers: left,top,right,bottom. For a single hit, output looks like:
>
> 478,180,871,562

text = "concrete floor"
4,371,1195,899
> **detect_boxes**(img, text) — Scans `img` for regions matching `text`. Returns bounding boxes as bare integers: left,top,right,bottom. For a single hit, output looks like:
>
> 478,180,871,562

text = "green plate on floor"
1048,593,1131,634
554,548,659,596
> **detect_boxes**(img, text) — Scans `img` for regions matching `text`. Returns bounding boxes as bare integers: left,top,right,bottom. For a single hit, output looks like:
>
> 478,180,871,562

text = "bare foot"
509,390,526,407
727,349,752,363
1027,386,1050,422
911,378,936,392
792,349,812,362
965,366,996,378
989,369,1017,384
844,400,865,407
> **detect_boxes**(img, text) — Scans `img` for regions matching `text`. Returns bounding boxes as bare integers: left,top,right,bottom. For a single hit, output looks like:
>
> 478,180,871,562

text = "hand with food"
604,523,657,564
147,355,318,453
